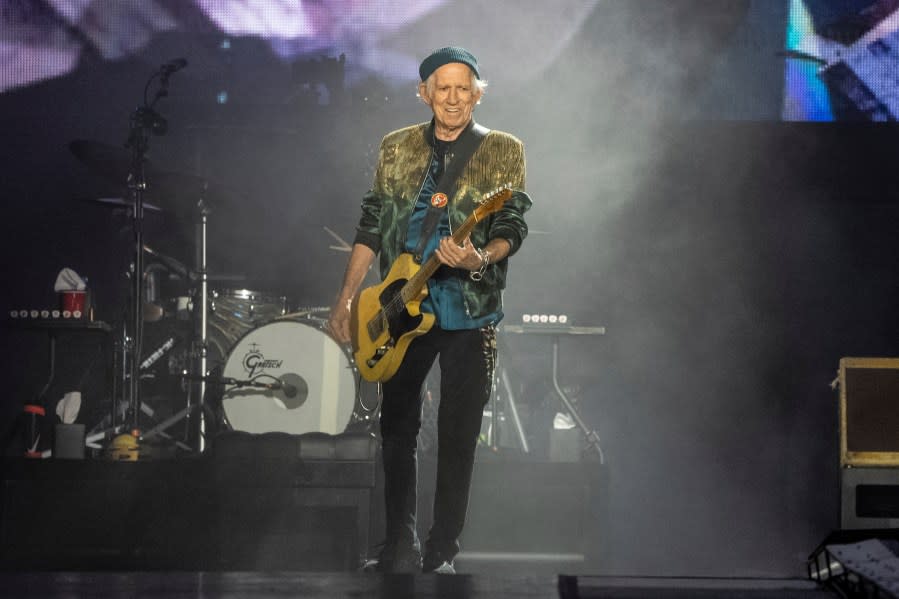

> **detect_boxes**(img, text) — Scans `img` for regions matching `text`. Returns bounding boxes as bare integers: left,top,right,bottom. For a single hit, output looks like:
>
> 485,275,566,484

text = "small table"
4,317,113,410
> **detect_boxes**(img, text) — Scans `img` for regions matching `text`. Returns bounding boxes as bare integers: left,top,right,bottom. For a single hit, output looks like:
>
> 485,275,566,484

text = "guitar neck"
400,214,481,303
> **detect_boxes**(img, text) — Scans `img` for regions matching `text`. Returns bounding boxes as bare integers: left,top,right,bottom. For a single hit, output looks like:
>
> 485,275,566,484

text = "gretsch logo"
242,343,283,377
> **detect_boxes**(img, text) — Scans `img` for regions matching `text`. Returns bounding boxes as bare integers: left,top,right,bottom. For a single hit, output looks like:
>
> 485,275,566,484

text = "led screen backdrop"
2,0,898,121
784,0,899,120
0,0,601,99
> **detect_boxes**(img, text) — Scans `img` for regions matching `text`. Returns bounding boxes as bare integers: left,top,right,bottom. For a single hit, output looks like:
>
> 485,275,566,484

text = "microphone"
250,379,298,397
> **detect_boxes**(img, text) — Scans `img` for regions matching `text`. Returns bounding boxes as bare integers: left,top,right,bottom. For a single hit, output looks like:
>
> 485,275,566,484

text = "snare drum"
207,288,288,362
221,319,362,435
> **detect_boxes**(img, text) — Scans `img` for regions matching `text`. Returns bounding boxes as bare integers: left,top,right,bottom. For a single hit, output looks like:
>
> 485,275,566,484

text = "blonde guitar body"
350,187,513,383
351,253,435,382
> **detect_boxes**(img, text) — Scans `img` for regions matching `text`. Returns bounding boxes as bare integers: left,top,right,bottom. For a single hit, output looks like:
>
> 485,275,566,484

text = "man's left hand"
435,236,483,271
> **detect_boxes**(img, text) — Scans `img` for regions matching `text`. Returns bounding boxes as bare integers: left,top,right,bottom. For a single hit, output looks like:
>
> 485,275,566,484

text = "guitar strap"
412,122,489,264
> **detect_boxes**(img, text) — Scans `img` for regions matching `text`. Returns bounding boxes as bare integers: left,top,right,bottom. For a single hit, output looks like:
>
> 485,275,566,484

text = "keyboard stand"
503,324,606,462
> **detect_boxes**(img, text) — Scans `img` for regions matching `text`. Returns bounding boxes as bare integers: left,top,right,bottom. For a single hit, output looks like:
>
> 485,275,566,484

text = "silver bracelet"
469,248,490,282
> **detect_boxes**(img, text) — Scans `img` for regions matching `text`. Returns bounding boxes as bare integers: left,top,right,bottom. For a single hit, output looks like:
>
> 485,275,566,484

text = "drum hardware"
140,336,177,371
69,60,240,453
179,373,296,393
70,59,191,437
140,371,289,448
68,66,376,451
143,244,193,282
138,401,208,453
193,196,211,451
274,307,331,320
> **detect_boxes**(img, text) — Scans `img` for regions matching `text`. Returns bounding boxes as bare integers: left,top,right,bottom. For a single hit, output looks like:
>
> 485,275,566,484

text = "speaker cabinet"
837,358,899,529
839,357,899,467
841,466,899,529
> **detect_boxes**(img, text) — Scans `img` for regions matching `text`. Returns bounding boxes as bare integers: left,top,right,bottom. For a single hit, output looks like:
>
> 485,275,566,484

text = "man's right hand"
328,243,377,346
328,297,352,344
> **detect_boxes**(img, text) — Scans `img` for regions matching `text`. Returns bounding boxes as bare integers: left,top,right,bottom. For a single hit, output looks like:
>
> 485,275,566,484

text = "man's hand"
435,236,483,271
327,243,376,345
327,297,352,344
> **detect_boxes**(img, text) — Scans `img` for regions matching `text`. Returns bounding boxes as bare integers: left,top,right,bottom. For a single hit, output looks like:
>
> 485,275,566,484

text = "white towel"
54,268,86,291
56,391,82,424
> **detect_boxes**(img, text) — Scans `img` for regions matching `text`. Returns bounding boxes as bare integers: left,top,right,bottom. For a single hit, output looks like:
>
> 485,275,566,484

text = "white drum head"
221,320,358,435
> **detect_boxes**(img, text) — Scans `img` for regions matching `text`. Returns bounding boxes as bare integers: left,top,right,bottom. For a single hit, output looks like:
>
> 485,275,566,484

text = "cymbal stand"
195,196,211,451
141,193,211,453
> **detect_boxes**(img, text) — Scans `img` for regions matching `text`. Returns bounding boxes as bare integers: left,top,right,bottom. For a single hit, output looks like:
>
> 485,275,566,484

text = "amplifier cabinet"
841,466,899,529
839,357,899,467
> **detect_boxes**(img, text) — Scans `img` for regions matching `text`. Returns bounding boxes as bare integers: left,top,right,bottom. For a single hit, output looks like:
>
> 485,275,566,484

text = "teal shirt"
405,145,500,330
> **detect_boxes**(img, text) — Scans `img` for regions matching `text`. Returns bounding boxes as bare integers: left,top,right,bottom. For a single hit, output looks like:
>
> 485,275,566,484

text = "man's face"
420,62,481,138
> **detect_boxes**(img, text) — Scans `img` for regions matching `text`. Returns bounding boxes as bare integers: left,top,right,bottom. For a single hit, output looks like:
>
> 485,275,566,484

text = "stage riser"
409,459,608,569
1,457,607,571
0,459,373,571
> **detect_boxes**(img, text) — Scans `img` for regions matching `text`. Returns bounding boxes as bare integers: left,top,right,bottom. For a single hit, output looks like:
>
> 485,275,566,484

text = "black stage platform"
0,572,830,599
0,437,860,598
0,445,608,575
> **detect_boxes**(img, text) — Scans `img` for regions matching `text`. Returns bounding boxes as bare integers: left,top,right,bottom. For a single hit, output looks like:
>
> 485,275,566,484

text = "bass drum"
221,319,363,435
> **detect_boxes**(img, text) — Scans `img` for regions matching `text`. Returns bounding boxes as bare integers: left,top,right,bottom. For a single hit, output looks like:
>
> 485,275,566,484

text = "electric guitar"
350,186,513,382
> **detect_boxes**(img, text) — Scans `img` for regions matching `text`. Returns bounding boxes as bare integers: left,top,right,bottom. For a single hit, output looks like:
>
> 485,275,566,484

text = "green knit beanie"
419,47,480,81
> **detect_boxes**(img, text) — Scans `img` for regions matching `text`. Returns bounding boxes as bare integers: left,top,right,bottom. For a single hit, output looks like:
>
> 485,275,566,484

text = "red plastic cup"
60,290,86,316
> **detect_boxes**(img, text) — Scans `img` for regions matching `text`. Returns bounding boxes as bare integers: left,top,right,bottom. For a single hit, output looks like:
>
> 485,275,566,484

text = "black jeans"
379,325,496,560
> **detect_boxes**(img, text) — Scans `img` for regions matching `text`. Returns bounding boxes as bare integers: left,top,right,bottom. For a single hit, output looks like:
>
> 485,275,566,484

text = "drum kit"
71,138,376,453
68,63,375,455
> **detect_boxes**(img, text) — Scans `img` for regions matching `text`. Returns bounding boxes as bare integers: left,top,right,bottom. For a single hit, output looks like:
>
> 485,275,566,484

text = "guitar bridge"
366,341,393,368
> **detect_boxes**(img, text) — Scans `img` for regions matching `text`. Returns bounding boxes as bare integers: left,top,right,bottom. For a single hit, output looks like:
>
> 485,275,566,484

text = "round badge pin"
430,192,448,208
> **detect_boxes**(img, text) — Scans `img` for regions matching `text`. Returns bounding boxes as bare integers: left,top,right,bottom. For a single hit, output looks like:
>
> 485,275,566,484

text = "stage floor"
0,572,830,599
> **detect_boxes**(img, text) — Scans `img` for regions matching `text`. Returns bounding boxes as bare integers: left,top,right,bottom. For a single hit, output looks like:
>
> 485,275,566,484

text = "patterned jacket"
354,119,532,322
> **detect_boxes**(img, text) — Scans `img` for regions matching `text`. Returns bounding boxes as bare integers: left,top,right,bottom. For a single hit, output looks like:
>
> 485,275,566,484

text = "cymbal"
142,245,247,283
69,139,239,209
77,196,163,212
69,139,134,184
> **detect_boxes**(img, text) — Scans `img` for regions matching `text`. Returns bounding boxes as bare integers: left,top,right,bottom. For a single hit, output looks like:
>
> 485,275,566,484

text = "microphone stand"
123,62,177,434
182,373,287,391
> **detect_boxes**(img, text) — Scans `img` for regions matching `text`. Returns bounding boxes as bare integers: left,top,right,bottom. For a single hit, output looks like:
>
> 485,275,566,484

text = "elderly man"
328,46,531,574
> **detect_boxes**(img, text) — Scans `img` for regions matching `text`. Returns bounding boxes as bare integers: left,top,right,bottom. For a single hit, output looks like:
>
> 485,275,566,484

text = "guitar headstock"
473,185,513,220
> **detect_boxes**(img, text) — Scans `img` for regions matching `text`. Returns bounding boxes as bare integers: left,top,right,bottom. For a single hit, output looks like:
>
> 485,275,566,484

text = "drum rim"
211,288,288,303
221,316,347,347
